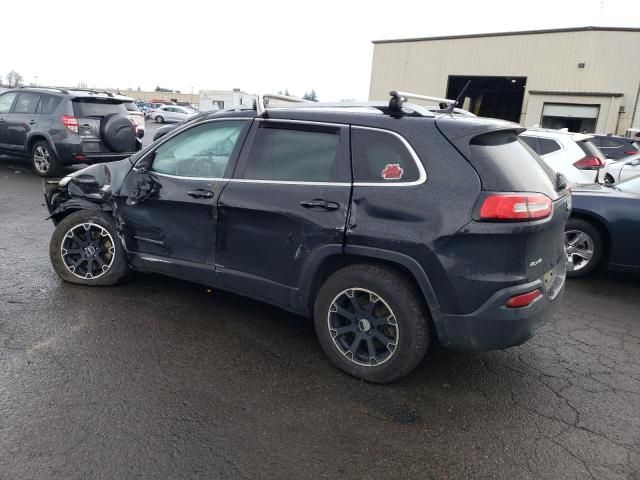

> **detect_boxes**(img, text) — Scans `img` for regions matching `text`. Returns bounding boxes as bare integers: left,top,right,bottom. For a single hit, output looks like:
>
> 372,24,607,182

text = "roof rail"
20,85,69,94
255,93,309,116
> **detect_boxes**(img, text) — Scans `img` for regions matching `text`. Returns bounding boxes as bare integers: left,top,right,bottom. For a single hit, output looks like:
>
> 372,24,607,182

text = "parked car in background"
0,86,141,177
124,100,145,138
603,153,640,184
150,105,196,123
152,111,209,141
592,134,640,160
566,175,640,277
43,95,569,382
520,129,601,184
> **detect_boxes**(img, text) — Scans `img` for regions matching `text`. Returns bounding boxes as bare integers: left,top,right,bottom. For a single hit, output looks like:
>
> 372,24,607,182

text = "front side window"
243,125,340,182
152,120,244,178
13,92,41,114
0,92,18,113
351,128,420,183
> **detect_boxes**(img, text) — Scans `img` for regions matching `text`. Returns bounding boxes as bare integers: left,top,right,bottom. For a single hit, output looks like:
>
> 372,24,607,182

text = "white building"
199,89,256,112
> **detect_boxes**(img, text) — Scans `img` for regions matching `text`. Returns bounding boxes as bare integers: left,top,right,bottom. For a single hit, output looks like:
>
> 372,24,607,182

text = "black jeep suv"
44,97,569,383
0,87,141,177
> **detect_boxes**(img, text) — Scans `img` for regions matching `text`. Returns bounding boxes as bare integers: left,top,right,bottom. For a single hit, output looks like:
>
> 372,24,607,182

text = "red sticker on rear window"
381,163,404,180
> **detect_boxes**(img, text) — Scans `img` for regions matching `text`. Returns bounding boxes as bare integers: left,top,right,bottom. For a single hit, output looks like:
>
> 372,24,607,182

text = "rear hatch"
72,98,129,153
437,119,570,290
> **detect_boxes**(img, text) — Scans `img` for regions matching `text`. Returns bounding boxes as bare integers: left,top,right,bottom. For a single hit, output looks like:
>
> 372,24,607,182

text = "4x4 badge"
381,163,404,180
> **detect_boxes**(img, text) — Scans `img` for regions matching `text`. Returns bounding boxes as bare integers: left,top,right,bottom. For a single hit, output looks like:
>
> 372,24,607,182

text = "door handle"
187,189,214,199
299,199,340,211
29,120,36,125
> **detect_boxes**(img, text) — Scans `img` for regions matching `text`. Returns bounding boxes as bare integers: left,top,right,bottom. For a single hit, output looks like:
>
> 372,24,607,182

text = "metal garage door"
542,104,599,118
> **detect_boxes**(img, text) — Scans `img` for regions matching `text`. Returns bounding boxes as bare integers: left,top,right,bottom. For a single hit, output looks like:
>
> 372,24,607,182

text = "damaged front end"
43,159,133,225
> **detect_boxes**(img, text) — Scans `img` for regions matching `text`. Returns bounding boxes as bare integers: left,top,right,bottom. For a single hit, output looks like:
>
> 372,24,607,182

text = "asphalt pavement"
0,130,639,479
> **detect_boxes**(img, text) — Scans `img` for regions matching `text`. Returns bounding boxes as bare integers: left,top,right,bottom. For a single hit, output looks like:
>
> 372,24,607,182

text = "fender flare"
48,198,112,223
297,244,442,321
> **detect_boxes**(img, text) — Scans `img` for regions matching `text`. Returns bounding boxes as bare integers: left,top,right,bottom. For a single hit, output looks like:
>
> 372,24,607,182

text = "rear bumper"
434,263,565,351
55,139,142,165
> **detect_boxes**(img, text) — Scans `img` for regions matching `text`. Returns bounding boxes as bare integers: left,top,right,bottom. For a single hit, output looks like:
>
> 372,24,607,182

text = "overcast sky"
2,0,637,100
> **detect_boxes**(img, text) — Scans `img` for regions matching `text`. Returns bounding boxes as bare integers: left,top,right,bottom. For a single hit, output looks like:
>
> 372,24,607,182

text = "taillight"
624,150,639,155
61,115,79,133
479,193,553,221
573,155,603,170
505,289,542,308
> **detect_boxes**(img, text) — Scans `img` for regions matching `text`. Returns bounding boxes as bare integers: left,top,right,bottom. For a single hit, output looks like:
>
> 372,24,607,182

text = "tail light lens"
479,193,552,221
624,150,639,155
573,155,603,170
506,289,542,308
61,115,79,133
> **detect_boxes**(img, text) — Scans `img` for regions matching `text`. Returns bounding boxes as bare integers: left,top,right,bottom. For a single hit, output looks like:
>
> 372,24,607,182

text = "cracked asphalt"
1,133,639,479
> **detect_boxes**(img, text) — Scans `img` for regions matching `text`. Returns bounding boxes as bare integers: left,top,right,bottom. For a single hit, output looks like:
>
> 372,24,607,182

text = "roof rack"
255,93,308,116
389,91,455,110
252,91,471,118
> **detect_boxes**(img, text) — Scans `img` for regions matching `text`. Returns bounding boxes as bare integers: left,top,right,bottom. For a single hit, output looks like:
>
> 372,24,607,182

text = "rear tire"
31,140,62,178
155,115,164,124
604,173,615,185
565,218,603,278
314,264,430,383
50,210,130,286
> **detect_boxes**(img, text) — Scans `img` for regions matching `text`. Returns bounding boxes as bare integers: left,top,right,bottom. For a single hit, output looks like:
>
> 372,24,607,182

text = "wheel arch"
299,245,440,316
49,200,114,226
27,134,57,157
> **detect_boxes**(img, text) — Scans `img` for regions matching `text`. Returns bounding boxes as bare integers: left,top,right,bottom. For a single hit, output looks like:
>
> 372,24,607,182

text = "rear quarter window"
351,128,420,183
73,99,127,117
468,131,557,198
37,94,62,115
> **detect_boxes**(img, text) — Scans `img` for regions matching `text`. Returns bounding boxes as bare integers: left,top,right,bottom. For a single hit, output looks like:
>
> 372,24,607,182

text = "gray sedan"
151,105,196,124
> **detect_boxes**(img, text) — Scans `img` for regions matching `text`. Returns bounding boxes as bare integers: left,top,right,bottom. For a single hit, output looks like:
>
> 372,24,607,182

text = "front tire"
32,140,62,178
565,218,603,278
155,115,164,124
49,210,130,286
314,264,430,383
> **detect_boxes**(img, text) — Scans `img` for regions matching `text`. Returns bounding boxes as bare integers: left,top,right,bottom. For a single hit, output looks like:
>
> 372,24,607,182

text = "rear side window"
520,135,540,154
243,125,340,182
351,128,420,183
73,99,127,117
538,138,561,155
13,92,41,114
469,131,557,197
37,94,62,115
0,92,17,113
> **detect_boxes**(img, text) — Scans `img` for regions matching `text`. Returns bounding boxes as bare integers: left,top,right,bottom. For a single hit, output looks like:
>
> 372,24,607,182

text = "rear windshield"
468,131,558,198
578,140,606,161
72,98,127,117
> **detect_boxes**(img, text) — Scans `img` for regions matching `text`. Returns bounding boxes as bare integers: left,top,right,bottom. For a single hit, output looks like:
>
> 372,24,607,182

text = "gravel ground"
0,151,639,479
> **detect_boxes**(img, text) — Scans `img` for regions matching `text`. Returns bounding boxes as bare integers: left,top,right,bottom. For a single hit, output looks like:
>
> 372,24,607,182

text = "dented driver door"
118,119,252,283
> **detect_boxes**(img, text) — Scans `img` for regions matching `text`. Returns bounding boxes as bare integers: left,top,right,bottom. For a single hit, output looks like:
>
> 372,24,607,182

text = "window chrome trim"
136,120,427,187
351,126,427,187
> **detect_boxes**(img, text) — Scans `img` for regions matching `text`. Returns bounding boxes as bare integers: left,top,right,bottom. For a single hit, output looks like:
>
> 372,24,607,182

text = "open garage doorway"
446,75,526,123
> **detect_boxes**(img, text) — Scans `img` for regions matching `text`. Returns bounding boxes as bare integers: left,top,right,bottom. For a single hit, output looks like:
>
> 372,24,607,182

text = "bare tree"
6,70,24,88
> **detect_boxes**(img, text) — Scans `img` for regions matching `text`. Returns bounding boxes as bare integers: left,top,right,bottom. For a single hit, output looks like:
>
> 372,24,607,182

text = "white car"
520,129,604,184
603,153,640,184
151,105,196,124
